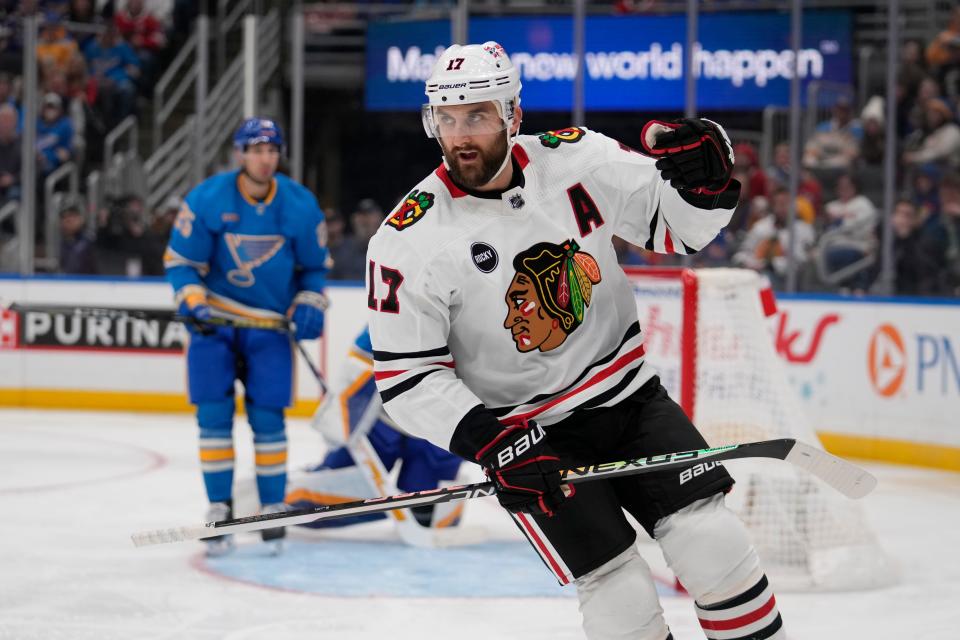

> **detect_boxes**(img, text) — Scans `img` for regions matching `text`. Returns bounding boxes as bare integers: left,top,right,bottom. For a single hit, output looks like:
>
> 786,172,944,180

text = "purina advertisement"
365,11,853,111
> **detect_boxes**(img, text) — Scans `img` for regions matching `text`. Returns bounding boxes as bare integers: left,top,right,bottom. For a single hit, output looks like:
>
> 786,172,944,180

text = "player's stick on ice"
131,438,876,548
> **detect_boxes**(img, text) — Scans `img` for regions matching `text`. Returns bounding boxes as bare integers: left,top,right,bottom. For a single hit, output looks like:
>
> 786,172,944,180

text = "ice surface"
1,409,958,639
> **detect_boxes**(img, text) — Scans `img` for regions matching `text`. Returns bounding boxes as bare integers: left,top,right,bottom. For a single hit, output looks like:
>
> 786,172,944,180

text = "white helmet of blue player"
422,42,522,187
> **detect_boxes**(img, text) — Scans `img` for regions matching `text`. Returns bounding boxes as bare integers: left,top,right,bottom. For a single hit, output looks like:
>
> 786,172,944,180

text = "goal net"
627,267,896,591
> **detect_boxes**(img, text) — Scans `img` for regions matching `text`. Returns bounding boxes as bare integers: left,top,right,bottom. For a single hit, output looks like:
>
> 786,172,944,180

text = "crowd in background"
614,6,960,298
1,2,959,296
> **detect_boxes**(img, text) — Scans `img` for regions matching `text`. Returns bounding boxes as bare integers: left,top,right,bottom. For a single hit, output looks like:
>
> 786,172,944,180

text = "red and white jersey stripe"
513,511,573,585
368,127,737,450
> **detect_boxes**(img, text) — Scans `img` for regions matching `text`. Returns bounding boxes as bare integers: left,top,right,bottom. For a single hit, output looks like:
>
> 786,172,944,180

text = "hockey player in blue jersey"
164,117,329,556
286,325,467,538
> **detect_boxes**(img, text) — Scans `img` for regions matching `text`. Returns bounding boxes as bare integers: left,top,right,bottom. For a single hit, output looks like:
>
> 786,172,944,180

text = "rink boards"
1,274,958,470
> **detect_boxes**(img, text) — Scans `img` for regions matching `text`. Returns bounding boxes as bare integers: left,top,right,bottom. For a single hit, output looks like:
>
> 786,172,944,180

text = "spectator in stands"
903,98,960,170
892,200,939,296
35,92,73,176
168,0,198,57
899,40,929,102
925,7,960,74
731,186,815,288
733,142,769,199
150,195,180,244
322,207,346,271
96,194,165,276
803,96,862,172
859,96,885,167
59,203,97,274
727,167,753,235
67,0,100,50
115,0,165,94
0,71,16,109
767,141,824,214
42,66,86,150
907,76,943,134
0,102,20,205
329,198,383,281
911,163,942,224
83,20,139,129
818,174,879,292
36,12,80,79
926,172,960,296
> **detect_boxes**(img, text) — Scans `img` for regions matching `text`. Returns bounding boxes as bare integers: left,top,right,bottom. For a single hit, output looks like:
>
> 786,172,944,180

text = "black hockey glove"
451,410,570,517
640,118,734,194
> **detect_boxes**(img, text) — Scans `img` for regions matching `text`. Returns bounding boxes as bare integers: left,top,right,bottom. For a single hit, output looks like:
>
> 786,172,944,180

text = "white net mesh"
630,267,896,591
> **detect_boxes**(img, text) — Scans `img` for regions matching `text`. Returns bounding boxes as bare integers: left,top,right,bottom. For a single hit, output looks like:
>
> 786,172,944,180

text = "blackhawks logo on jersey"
538,127,586,149
503,239,602,353
386,190,435,231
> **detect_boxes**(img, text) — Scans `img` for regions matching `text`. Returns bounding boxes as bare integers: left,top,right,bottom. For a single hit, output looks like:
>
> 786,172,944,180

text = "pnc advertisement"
365,11,853,111
762,296,960,448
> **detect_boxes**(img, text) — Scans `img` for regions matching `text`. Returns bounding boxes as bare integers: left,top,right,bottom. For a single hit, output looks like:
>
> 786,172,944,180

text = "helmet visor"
421,103,508,140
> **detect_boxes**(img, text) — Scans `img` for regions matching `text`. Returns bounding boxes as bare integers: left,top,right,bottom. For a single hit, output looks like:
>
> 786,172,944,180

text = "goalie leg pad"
285,464,386,528
654,493,785,639
574,545,672,640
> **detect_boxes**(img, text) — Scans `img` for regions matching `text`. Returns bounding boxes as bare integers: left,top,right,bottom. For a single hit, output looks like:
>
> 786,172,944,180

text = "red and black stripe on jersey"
373,346,455,403
373,321,648,422
490,322,648,426
489,322,642,419
643,206,698,255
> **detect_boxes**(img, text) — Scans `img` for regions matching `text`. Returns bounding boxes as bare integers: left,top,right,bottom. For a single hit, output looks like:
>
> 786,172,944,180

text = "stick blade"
131,524,213,547
785,441,877,499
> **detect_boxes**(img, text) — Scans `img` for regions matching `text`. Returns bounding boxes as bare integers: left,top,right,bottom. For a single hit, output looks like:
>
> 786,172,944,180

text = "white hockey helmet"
422,41,522,140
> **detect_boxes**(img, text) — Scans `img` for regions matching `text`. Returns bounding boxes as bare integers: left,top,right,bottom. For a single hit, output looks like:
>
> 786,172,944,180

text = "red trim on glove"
640,120,678,156
474,422,527,461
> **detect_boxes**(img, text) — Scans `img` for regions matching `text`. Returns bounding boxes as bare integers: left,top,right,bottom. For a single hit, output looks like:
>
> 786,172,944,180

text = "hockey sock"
248,405,287,504
695,575,784,640
197,400,235,502
574,545,672,640
654,494,785,639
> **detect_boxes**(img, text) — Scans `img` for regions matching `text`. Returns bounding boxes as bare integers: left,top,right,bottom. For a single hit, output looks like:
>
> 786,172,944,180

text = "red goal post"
622,266,778,422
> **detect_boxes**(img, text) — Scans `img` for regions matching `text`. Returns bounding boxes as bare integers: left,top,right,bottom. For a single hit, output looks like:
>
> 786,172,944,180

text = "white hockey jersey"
366,126,737,451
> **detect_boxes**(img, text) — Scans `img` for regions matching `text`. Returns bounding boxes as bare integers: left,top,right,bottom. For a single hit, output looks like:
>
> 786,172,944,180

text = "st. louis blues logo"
386,190,435,231
224,234,285,287
538,127,586,149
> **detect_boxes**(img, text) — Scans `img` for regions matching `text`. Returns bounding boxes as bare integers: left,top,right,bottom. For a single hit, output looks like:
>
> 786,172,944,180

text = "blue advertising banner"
365,11,852,111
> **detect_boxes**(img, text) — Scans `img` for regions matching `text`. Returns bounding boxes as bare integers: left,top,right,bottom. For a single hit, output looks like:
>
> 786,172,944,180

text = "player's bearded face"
241,143,280,184
435,103,509,189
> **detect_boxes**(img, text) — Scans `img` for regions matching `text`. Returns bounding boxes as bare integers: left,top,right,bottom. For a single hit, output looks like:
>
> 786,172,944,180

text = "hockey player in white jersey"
367,42,785,640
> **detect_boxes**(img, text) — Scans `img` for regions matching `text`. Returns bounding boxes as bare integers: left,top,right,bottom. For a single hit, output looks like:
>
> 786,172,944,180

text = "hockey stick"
5,302,289,331
131,438,876,547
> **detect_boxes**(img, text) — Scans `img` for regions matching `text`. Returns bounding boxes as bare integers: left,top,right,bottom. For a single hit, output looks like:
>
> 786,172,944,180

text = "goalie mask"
423,42,522,185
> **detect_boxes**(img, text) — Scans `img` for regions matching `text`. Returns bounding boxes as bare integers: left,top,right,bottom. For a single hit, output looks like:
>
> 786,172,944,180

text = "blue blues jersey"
165,170,328,316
